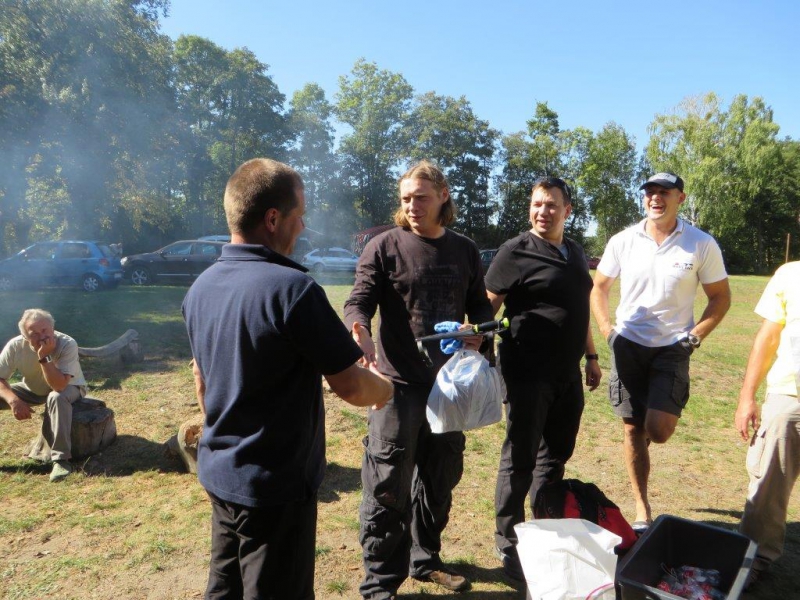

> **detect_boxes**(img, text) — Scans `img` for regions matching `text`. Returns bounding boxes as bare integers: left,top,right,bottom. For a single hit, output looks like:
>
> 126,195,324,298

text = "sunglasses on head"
534,176,571,202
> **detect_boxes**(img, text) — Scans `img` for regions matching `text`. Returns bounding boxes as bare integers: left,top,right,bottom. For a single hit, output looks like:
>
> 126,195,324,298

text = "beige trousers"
740,393,800,568
3,383,84,461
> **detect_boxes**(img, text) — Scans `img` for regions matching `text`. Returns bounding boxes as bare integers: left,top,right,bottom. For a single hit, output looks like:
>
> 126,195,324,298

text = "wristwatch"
679,333,700,353
585,354,599,361
38,355,52,364
684,333,701,349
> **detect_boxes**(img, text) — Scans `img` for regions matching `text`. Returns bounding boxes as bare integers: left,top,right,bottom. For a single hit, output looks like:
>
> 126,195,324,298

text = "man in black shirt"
344,161,494,599
485,176,602,581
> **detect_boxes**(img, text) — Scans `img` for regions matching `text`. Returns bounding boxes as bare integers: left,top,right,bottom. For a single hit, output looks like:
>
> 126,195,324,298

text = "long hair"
393,160,456,227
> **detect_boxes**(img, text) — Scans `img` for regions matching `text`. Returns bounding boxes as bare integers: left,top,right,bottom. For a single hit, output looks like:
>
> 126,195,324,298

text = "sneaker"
494,546,525,582
745,556,770,591
412,568,470,592
49,460,72,482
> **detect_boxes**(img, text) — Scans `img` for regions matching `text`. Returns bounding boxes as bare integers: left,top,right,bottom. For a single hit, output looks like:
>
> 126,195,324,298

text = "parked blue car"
0,241,124,292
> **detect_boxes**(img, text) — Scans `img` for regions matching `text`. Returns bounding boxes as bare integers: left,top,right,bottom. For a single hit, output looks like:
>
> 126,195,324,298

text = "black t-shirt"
344,227,494,387
183,244,362,508
485,232,592,378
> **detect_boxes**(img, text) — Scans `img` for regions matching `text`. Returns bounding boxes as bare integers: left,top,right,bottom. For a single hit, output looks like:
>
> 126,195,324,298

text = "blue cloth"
435,321,463,354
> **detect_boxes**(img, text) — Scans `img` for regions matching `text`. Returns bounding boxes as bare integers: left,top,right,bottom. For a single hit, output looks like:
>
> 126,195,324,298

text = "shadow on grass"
740,522,800,599
404,563,525,598
0,460,51,476
80,434,185,476
696,507,744,519
319,461,361,503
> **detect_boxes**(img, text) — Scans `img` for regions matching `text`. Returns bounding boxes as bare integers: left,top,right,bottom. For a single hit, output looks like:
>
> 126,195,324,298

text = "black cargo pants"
359,383,465,600
494,369,585,559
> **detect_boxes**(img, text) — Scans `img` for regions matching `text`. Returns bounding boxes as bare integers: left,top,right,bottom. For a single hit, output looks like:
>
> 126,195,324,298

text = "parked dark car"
480,248,498,274
0,240,123,292
121,240,225,285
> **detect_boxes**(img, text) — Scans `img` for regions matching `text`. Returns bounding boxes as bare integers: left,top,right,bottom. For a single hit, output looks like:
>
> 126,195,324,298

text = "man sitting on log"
0,308,87,482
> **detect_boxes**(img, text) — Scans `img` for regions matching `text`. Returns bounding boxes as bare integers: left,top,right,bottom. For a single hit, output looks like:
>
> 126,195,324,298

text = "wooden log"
166,414,203,474
26,397,117,461
78,329,143,364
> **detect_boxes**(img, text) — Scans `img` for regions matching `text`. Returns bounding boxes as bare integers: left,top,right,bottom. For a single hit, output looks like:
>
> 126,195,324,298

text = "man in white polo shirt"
734,261,800,588
590,172,731,531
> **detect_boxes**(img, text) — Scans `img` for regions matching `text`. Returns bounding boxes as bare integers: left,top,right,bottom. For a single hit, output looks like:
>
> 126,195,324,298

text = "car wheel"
82,274,102,292
130,266,151,286
311,262,325,274
0,275,13,291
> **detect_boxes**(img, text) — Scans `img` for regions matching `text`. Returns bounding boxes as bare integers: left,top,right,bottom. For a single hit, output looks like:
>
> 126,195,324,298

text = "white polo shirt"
754,261,800,396
598,219,727,348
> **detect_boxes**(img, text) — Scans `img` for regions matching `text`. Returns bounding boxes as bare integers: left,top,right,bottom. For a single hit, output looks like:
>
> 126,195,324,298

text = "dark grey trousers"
205,491,317,600
359,383,465,600
494,372,584,559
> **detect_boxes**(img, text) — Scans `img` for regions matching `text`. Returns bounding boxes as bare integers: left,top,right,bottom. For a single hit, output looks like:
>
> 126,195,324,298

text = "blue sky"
159,0,799,150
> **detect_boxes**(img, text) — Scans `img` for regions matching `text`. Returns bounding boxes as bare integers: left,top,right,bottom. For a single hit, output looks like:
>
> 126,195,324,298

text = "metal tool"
415,317,509,366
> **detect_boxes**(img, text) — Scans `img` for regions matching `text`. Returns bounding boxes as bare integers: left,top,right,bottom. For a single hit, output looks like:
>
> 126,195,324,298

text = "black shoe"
494,546,525,582
412,568,470,591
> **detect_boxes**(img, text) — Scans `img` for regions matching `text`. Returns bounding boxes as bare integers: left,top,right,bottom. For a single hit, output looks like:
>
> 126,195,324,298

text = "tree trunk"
27,397,117,461
166,414,203,474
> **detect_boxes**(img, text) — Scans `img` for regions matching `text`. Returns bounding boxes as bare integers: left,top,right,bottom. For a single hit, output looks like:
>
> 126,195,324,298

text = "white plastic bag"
515,518,621,600
426,349,504,433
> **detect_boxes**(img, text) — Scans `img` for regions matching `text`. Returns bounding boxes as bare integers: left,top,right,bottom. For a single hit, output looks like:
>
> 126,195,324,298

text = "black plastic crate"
616,515,756,600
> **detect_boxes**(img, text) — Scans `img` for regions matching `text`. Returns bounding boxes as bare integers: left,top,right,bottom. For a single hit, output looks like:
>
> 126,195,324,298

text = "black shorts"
607,332,692,423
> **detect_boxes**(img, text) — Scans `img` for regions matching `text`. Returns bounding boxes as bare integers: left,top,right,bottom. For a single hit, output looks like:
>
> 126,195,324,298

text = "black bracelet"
585,354,599,361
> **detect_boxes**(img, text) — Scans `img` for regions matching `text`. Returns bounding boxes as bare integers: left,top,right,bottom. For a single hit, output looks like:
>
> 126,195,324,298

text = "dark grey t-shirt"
485,232,592,378
344,227,494,387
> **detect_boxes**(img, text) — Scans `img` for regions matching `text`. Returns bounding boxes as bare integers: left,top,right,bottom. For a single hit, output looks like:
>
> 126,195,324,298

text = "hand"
585,360,602,391
9,396,32,420
459,324,483,351
37,335,56,361
367,363,392,411
735,395,760,442
352,322,377,367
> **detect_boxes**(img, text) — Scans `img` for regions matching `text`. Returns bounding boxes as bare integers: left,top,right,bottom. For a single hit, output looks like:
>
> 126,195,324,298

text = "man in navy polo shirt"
591,172,730,532
183,158,393,600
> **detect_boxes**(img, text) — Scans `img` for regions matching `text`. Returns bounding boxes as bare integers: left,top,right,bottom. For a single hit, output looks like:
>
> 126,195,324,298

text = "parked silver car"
302,247,359,273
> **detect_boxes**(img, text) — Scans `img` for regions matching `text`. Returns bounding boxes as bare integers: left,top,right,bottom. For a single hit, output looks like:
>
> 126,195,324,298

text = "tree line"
1,0,798,272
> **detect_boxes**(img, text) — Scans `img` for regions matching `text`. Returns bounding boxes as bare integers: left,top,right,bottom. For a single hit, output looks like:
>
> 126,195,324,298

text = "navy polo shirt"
182,244,363,508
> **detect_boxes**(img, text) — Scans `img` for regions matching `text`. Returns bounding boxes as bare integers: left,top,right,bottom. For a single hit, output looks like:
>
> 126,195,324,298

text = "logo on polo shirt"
672,261,694,271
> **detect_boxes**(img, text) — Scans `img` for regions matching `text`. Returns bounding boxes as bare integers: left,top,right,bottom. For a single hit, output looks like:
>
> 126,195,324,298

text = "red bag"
533,479,638,551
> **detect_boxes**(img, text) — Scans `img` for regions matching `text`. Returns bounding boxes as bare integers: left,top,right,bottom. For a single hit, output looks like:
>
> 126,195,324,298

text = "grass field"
0,275,797,599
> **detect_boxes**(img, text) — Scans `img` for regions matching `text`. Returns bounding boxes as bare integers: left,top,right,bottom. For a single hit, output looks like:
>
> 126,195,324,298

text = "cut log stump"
27,397,117,461
78,329,143,364
166,414,203,474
